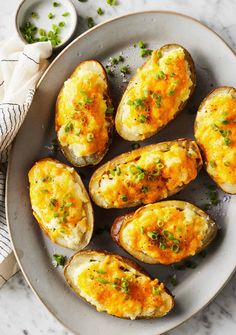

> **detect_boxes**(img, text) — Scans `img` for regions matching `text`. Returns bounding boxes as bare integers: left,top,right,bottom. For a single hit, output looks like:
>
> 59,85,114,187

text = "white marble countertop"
1,0,236,334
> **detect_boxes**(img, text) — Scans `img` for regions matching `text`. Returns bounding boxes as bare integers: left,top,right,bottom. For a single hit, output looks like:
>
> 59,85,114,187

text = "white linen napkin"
0,36,52,287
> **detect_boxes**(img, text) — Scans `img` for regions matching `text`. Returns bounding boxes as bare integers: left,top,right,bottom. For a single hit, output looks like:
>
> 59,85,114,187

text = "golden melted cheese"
98,143,199,207
28,159,89,249
120,48,193,138
76,255,171,319
56,68,111,157
120,203,209,264
195,94,236,186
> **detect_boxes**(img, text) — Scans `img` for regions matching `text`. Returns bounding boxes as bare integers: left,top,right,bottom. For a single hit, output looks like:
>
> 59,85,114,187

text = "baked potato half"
28,158,93,250
55,60,114,167
115,44,196,141
195,86,236,193
111,200,217,265
64,250,174,319
89,139,202,208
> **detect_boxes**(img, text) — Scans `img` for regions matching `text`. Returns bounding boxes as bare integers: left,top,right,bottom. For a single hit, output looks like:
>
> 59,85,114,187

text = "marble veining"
1,0,236,334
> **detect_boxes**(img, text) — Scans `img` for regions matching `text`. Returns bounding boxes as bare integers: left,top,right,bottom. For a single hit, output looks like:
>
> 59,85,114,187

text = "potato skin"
89,139,202,209
28,158,94,250
64,250,174,319
111,201,218,265
115,44,196,141
55,60,114,167
194,86,236,193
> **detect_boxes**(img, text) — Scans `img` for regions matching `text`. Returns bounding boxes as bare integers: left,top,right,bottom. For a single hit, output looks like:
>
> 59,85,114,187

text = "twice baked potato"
89,139,202,208
195,86,236,193
28,158,93,250
55,60,114,167
111,200,217,265
64,250,174,319
115,44,196,141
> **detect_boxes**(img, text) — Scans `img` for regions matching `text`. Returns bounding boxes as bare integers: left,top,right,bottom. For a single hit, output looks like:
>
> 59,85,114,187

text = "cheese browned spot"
118,48,193,139
28,159,90,249
56,67,110,158
73,255,172,319
195,92,236,188
119,203,209,264
97,143,200,207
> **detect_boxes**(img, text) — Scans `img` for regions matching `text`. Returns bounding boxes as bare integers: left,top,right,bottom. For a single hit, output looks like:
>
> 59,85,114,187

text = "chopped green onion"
120,195,128,202
138,40,145,49
48,13,54,19
171,244,180,253
53,2,60,7
39,28,47,36
147,231,159,240
140,49,152,57
106,106,114,115
53,254,66,266
59,21,65,27
87,133,94,142
53,212,59,218
62,12,70,17
97,7,104,15
31,12,38,19
159,241,166,250
110,57,118,65
167,89,174,96
121,277,129,294
87,17,95,28
120,66,131,75
224,138,231,146
152,287,160,295
221,119,228,125
209,161,216,168
156,70,166,80
106,68,114,77
163,230,174,240
141,226,145,234
107,0,116,5
139,114,147,123
170,72,176,77
97,269,106,274
118,55,124,62
141,186,148,193
131,143,140,150
97,278,109,284
64,122,73,133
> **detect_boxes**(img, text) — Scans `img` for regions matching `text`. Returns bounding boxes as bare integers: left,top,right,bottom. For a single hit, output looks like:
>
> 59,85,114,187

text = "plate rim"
6,10,236,335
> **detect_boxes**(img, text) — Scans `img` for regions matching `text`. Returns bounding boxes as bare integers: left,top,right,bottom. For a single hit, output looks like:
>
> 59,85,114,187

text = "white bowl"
15,0,78,50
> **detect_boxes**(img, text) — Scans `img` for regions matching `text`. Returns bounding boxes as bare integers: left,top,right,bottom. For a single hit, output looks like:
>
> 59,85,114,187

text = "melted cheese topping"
120,203,209,264
28,159,89,249
120,48,193,138
75,255,172,319
56,68,111,157
195,94,236,186
97,143,200,207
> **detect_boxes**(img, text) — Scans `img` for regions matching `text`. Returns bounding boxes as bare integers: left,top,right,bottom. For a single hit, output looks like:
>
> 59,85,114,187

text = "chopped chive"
167,89,174,96
64,122,73,133
48,12,54,19
121,277,129,294
87,17,95,28
156,70,166,80
53,254,66,266
53,2,60,7
62,12,70,17
163,230,174,240
224,138,231,146
171,244,180,253
97,7,104,15
110,57,118,65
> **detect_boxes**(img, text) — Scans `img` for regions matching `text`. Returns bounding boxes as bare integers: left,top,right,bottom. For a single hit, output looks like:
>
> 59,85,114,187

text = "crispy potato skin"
194,86,236,193
64,250,174,319
89,139,202,209
111,201,218,265
55,60,114,167
115,44,196,141
28,158,94,250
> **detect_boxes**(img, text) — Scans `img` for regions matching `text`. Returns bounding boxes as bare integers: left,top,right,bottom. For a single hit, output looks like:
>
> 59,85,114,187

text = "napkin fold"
0,36,52,287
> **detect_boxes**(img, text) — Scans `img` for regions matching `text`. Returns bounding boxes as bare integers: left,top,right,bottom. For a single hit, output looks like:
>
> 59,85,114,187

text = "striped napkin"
0,36,52,287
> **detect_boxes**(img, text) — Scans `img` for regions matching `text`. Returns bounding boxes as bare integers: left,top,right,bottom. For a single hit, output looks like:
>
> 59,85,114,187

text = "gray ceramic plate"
6,11,236,335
